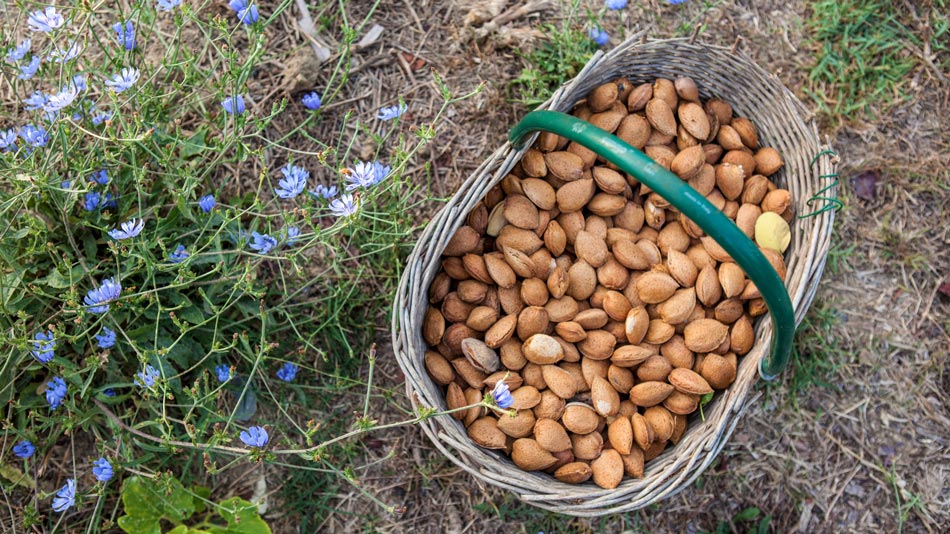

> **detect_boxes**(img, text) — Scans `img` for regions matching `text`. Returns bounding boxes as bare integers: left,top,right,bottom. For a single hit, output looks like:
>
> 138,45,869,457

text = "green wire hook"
509,110,796,380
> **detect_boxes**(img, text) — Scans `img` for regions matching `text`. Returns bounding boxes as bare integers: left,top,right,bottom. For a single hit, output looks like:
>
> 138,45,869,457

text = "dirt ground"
262,1,949,532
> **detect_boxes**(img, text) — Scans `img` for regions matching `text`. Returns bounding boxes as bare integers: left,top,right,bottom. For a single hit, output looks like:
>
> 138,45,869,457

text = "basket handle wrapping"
509,110,794,379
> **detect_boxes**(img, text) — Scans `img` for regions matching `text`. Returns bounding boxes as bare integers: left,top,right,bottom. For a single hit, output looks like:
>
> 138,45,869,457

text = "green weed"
508,0,599,108
804,0,948,125
765,302,847,406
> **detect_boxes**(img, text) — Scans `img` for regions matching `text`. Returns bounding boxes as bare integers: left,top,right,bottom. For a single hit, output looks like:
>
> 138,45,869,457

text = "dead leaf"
400,52,427,71
852,169,880,202
938,280,950,297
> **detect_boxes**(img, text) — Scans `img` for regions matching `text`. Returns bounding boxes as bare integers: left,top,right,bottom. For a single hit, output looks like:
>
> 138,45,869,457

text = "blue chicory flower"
344,161,390,191
46,377,67,410
135,364,160,388
667,0,688,4
376,102,407,121
214,364,232,382
310,184,338,200
169,244,189,263
103,388,116,397
95,327,116,349
92,111,112,125
248,232,277,254
275,163,309,198
276,362,298,382
84,277,122,314
113,21,136,50
239,426,268,447
157,0,182,11
51,479,76,513
198,194,216,213
24,91,48,111
285,226,300,245
8,39,31,62
102,193,118,210
92,169,109,185
105,68,140,93
18,56,41,80
28,7,66,33
61,181,71,189
31,330,55,363
228,0,260,25
19,124,48,148
45,86,79,113
221,95,245,115
301,91,321,110
590,28,609,46
70,73,88,92
13,441,35,459
492,380,513,408
48,42,81,63
328,194,358,217
0,129,16,151
83,192,101,211
605,0,628,9
108,218,145,240
92,457,113,482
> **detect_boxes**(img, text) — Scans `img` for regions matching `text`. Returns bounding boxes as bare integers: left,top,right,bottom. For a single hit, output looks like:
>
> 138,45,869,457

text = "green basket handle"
509,110,794,380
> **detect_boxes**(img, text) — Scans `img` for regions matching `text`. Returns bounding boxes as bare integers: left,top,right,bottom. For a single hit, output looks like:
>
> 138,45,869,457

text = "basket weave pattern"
392,37,836,516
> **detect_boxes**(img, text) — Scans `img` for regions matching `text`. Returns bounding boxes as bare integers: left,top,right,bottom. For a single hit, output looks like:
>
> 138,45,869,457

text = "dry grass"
233,0,949,532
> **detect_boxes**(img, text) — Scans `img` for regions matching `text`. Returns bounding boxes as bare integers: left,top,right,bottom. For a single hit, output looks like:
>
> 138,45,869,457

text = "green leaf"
0,463,35,490
231,389,257,422
168,526,190,534
117,515,162,534
734,506,761,522
181,129,210,159
117,475,197,534
208,497,270,534
192,486,212,513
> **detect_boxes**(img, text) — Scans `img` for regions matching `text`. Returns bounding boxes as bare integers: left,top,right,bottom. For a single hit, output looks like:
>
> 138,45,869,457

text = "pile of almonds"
422,76,792,489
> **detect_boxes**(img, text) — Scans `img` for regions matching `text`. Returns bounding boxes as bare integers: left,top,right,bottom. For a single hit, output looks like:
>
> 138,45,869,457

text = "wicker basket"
392,37,837,516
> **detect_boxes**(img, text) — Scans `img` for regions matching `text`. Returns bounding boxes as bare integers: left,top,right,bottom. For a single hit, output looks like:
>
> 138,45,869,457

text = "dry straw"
392,36,837,516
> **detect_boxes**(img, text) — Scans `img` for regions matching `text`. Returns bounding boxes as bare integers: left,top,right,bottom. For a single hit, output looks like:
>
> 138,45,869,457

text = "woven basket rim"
392,34,838,516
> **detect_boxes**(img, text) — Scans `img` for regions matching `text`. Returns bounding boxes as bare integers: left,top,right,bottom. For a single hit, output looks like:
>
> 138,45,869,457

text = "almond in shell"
556,178,596,213
534,418,572,452
636,271,679,304
591,449,624,489
629,381,674,407
497,409,537,438
645,98,677,136
561,403,600,434
668,367,714,395
468,417,507,449
554,462,593,484
683,318,729,353
511,438,559,470
544,151,584,182
503,194,540,230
